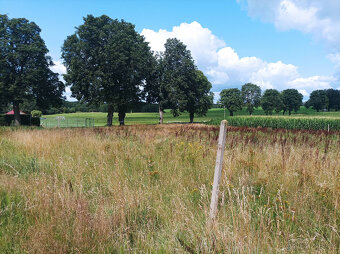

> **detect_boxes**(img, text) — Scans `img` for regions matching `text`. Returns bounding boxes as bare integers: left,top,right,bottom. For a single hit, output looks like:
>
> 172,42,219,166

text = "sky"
1,0,340,101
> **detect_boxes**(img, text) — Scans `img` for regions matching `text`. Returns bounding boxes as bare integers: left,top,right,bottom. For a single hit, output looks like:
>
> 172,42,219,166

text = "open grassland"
0,125,339,253
42,107,340,127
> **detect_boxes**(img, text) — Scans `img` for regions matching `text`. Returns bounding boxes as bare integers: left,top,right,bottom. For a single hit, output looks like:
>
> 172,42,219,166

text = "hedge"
0,115,40,126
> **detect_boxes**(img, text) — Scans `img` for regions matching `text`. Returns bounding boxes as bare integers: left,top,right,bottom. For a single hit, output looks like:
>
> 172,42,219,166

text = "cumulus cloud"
142,21,336,97
50,60,67,75
49,60,76,101
142,21,225,68
238,0,340,50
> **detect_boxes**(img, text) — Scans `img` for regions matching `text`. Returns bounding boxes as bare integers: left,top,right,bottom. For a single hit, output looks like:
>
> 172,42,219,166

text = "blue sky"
1,0,340,100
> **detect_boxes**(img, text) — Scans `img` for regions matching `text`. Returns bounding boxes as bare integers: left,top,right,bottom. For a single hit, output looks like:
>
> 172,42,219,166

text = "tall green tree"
62,15,154,126
160,38,197,120
281,89,303,115
261,89,283,115
153,39,213,123
182,70,213,123
144,53,169,124
325,89,340,111
306,90,328,112
219,88,243,116
241,83,261,115
0,15,64,125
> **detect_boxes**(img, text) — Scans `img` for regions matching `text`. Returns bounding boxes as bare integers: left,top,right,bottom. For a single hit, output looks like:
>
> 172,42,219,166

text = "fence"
40,117,95,128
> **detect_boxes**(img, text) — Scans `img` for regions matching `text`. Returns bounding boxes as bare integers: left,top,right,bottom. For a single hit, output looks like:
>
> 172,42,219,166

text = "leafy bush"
0,115,40,126
31,110,42,118
31,117,40,126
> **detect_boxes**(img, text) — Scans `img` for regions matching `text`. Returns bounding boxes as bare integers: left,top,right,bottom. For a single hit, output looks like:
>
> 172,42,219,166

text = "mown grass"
0,125,339,253
42,107,340,127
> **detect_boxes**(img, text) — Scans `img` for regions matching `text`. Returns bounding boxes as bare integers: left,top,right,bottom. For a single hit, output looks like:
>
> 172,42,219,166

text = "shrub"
31,110,42,118
31,117,40,126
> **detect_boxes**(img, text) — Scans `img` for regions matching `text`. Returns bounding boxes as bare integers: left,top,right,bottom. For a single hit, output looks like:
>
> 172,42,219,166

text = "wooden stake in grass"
209,120,227,223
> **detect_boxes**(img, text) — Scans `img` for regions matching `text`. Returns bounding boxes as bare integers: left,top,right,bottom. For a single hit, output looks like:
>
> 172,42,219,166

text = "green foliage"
325,89,340,111
241,83,261,115
1,115,37,126
62,15,154,126
219,88,243,116
281,89,303,115
160,38,197,117
307,90,328,112
185,70,213,122
145,39,213,123
0,15,65,125
31,117,40,126
31,110,42,118
208,116,340,130
261,89,283,115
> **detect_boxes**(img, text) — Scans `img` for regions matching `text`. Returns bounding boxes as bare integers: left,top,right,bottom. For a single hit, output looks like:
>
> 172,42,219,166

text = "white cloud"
298,89,309,98
238,0,340,50
142,21,337,95
50,60,67,75
288,76,335,90
142,21,225,68
213,92,220,103
49,61,75,101
64,86,77,102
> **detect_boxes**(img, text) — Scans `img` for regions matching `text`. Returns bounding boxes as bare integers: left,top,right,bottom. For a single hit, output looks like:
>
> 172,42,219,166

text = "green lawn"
42,107,340,127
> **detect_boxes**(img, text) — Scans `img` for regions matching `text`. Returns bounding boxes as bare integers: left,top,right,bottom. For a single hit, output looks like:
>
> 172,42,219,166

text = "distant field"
42,107,340,127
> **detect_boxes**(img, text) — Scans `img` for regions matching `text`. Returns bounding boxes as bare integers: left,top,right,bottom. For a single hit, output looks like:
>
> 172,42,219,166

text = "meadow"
0,124,339,253
42,107,340,127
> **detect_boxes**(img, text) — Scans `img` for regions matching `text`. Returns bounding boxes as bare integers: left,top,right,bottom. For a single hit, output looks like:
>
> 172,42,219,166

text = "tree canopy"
62,15,154,125
241,83,261,115
306,90,328,112
0,14,64,125
219,88,243,116
281,89,303,115
261,89,282,115
146,38,213,123
325,89,340,111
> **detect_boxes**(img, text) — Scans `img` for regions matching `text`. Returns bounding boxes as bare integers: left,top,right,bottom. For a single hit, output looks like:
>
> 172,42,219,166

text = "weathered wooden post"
209,120,228,223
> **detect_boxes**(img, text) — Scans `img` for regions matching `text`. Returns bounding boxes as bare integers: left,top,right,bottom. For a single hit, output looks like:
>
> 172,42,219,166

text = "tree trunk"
13,101,21,126
288,110,291,115
189,112,194,123
107,104,114,126
229,111,233,116
118,111,126,126
159,104,163,124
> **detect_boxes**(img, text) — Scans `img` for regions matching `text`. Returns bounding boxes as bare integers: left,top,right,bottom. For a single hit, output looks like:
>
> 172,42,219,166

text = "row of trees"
0,14,213,125
306,89,340,112
1,14,339,125
62,15,213,125
219,84,304,116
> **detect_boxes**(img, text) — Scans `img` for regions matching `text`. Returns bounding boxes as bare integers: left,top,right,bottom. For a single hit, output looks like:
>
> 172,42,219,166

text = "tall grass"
0,125,339,252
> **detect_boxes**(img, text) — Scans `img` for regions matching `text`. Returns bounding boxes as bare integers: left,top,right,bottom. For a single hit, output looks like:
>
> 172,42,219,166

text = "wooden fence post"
209,120,228,223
